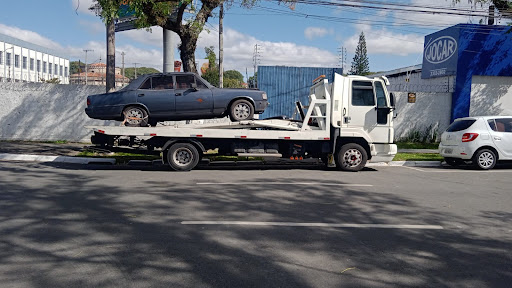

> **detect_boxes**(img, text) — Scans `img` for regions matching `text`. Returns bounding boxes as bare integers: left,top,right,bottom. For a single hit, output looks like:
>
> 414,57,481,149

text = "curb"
0,153,116,165
0,152,443,168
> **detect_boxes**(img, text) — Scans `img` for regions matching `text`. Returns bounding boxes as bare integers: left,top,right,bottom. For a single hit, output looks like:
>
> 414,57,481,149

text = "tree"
224,70,244,82
124,67,160,79
69,61,85,75
248,72,257,88
91,0,226,74
349,32,370,76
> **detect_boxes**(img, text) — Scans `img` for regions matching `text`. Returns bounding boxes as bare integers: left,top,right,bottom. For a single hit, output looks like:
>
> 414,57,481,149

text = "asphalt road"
0,161,511,288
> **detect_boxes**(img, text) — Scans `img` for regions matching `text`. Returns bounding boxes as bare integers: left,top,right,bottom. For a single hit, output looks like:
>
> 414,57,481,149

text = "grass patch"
393,153,443,161
396,142,439,149
77,150,160,164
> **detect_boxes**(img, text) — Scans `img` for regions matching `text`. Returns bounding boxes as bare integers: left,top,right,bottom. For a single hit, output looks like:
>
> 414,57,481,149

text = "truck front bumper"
369,143,397,163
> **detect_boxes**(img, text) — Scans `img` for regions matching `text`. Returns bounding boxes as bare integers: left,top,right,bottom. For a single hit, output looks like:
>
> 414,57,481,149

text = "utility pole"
83,49,93,85
252,44,262,88
338,46,347,73
133,63,140,78
219,3,224,88
121,51,126,85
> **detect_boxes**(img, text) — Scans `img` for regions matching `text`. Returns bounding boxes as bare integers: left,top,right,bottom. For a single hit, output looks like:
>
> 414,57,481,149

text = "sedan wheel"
123,106,148,127
473,149,497,170
229,99,254,122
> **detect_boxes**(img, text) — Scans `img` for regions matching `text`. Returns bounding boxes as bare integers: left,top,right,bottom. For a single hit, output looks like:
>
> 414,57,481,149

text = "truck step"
237,153,282,158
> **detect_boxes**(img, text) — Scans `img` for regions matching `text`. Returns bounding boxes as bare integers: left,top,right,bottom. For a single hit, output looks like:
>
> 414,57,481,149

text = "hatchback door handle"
138,93,144,97
494,136,501,141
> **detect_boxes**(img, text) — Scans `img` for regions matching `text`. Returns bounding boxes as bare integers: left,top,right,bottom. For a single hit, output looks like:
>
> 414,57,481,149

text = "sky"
0,0,508,80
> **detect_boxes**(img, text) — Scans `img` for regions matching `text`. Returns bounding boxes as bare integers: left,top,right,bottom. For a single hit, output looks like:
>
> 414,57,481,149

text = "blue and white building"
374,24,512,139
0,33,70,84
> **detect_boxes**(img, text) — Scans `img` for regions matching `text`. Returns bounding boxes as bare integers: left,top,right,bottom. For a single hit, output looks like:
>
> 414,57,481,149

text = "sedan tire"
472,148,497,170
123,106,148,127
229,99,254,122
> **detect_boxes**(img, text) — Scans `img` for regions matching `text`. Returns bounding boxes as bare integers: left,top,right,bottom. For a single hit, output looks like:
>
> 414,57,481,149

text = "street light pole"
83,49,93,85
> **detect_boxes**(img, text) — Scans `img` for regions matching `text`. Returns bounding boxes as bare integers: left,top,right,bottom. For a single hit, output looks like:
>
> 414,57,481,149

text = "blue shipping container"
258,66,343,119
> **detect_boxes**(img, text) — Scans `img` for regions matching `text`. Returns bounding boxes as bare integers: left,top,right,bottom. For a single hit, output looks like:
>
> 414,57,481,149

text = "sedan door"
136,76,175,117
174,74,213,118
488,118,512,159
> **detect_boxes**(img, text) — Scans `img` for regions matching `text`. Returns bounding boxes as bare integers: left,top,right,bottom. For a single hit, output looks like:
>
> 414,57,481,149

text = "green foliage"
397,124,440,143
248,72,257,88
349,32,370,76
224,70,244,82
223,78,244,88
43,78,61,84
205,46,217,68
69,61,85,75
124,67,160,79
202,68,219,87
392,153,443,161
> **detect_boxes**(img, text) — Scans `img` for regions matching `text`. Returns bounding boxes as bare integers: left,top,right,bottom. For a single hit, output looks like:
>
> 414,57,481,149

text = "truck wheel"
336,143,367,172
123,106,148,127
229,99,254,121
472,148,497,170
167,143,200,171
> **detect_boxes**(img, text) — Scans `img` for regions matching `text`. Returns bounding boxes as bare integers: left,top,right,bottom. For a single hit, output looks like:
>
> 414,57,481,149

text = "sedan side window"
194,76,208,89
152,76,174,90
139,78,151,89
176,75,195,89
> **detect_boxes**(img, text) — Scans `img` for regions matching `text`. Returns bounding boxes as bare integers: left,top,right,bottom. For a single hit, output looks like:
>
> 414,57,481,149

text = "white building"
0,33,69,84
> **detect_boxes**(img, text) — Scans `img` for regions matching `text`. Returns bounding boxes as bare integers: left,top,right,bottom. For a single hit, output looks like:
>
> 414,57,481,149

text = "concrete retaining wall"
0,82,118,142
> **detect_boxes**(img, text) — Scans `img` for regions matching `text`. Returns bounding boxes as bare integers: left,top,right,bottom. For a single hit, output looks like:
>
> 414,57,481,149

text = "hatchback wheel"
472,149,497,170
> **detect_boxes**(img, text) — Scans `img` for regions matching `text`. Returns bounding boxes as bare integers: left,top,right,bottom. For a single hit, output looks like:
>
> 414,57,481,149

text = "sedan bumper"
254,100,269,113
85,105,124,120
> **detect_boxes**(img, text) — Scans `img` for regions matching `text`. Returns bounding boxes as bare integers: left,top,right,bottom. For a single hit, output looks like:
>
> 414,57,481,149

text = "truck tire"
336,143,367,172
166,142,200,171
229,99,254,121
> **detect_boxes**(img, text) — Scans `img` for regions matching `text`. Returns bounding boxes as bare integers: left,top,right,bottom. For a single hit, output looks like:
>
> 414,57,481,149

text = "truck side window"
352,81,375,106
375,82,387,108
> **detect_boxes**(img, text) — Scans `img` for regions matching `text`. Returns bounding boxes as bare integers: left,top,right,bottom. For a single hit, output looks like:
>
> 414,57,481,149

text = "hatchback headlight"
262,93,267,100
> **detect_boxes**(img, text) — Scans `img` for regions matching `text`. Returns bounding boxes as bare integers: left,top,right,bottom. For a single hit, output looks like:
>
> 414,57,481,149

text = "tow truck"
86,73,397,171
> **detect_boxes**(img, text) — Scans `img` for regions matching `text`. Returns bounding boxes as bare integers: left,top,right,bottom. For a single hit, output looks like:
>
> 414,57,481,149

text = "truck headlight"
262,93,267,100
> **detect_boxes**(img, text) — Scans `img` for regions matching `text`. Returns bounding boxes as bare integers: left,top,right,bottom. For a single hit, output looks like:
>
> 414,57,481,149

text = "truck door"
348,80,393,143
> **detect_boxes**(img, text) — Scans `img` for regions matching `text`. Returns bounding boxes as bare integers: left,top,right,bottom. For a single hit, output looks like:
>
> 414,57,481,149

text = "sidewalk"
0,141,443,167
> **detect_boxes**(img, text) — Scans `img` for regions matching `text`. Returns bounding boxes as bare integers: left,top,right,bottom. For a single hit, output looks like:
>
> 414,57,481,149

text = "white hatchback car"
439,116,512,170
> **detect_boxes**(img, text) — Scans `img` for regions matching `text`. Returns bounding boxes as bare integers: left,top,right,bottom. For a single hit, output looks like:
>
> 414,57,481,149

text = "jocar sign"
421,28,459,79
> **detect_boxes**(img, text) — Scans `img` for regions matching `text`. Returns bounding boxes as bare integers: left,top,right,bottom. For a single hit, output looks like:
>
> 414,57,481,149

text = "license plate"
444,148,453,154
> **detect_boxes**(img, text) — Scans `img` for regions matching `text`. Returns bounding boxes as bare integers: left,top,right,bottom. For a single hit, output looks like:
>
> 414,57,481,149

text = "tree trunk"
106,19,116,93
178,32,198,73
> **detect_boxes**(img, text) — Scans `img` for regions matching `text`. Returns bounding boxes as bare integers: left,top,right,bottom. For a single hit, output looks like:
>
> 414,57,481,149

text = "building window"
22,56,27,69
30,58,34,71
37,60,41,72
15,55,20,68
6,53,12,66
49,63,52,74
65,67,68,77
0,51,3,65
60,65,63,76
55,64,58,76
43,61,47,73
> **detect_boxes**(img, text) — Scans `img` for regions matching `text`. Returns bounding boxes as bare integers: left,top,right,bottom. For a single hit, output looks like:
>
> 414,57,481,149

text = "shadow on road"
0,162,510,287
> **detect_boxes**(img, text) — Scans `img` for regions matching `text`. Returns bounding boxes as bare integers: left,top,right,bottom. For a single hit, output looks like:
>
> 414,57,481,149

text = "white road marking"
196,182,373,187
401,166,512,173
181,221,443,229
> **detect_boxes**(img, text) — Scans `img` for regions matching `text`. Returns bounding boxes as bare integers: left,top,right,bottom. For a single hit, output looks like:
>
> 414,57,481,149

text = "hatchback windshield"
446,119,476,132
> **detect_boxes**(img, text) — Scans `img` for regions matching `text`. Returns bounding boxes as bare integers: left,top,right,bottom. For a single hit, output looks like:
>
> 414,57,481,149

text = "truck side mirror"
389,93,395,109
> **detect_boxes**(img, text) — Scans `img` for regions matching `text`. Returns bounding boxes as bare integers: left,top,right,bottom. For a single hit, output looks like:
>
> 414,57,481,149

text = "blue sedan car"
85,72,268,126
